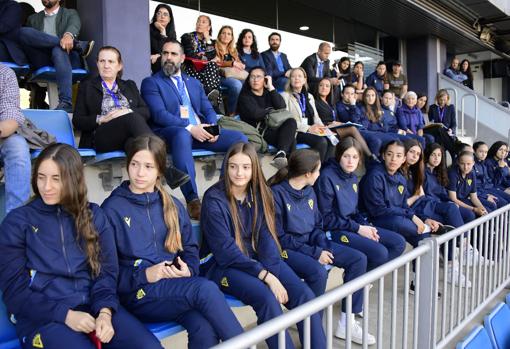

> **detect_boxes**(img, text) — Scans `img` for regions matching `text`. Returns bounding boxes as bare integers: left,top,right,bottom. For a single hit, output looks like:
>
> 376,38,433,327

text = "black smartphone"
203,124,220,136
164,255,181,270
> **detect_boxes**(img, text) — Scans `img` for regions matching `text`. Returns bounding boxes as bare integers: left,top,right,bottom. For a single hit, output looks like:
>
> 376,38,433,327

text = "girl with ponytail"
102,135,242,348
0,143,162,349
200,142,326,349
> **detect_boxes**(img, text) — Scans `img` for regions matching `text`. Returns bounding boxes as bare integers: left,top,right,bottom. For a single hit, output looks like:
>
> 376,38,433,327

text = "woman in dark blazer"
149,4,176,74
426,89,460,160
73,46,152,152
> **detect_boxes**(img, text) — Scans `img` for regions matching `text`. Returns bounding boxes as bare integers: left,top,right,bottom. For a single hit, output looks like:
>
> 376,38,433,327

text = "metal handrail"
460,93,479,139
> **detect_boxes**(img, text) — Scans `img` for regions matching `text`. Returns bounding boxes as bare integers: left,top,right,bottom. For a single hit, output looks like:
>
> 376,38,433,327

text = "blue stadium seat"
22,109,96,158
506,293,510,307
28,66,88,84
1,62,30,77
484,302,510,349
456,325,494,349
0,293,20,349
145,322,185,340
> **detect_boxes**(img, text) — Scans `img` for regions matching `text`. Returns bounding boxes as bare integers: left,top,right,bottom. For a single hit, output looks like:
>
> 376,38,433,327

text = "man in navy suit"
261,32,291,91
141,40,248,220
300,42,334,94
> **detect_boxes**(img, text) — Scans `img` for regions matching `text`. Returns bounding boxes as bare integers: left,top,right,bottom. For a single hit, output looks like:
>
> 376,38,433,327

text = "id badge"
180,105,189,119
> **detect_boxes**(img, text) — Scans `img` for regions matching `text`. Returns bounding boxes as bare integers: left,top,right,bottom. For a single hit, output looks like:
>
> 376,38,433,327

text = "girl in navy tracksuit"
424,143,475,223
402,139,465,229
486,141,510,192
360,140,432,248
473,141,510,208
101,135,243,349
314,137,405,272
447,151,490,216
0,144,162,349
269,147,377,346
200,142,326,349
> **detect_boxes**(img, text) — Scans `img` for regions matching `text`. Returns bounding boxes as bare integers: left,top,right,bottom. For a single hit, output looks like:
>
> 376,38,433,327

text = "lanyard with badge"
101,80,121,108
194,32,206,53
296,93,308,126
438,107,445,123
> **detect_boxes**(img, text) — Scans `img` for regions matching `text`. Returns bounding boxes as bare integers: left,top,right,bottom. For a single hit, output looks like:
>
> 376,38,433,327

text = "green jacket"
27,7,81,39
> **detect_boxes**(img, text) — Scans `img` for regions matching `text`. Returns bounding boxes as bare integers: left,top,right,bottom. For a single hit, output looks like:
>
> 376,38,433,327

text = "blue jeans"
19,27,75,105
0,134,31,213
220,77,242,114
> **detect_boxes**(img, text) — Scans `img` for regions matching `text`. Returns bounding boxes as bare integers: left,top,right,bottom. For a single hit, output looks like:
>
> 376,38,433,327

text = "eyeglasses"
156,11,170,17
250,75,264,81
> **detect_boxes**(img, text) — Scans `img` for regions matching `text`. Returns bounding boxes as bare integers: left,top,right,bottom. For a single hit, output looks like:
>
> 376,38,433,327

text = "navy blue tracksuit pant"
207,260,326,349
121,277,243,349
23,306,162,349
283,242,367,314
371,216,431,248
426,201,465,228
331,227,406,271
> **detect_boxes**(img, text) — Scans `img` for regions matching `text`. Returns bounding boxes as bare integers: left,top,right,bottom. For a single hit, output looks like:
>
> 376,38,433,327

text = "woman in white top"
280,67,335,161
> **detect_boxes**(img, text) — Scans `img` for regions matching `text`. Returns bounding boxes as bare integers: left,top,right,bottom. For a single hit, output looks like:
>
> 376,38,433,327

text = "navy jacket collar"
109,180,161,206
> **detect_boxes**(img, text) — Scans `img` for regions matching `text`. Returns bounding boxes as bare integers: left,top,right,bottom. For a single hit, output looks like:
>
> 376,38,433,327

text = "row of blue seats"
0,222,246,349
2,62,88,84
456,293,510,348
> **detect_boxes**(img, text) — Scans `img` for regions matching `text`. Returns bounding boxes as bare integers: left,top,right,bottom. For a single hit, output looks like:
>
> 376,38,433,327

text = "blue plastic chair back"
0,294,20,349
23,109,75,146
484,302,510,349
456,325,494,349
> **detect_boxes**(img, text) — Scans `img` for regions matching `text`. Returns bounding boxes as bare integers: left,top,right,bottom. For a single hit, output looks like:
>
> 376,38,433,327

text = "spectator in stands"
0,143,162,349
236,28,265,71
0,0,28,66
473,141,510,207
149,4,176,74
486,141,510,192
447,150,491,215
416,92,429,122
300,42,334,94
180,15,221,106
443,57,467,84
237,66,297,168
200,142,327,349
215,25,245,116
0,63,30,213
403,139,472,286
261,32,291,91
360,140,432,257
18,0,94,113
281,67,334,162
424,143,475,223
386,60,408,99
314,138,405,273
460,59,474,89
365,61,388,96
336,84,384,156
381,89,399,113
102,135,243,349
314,77,376,159
332,57,351,93
426,89,460,160
348,61,366,97
396,91,431,146
141,40,247,220
270,147,378,345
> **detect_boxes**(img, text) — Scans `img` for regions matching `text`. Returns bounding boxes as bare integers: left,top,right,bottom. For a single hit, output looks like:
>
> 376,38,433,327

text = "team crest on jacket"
281,250,288,259
308,199,314,210
136,288,146,300
31,226,38,233
32,333,43,348
286,203,291,211
124,216,131,227
221,276,229,287
352,183,358,193
133,259,142,267
398,185,404,194
341,235,349,243
467,179,472,186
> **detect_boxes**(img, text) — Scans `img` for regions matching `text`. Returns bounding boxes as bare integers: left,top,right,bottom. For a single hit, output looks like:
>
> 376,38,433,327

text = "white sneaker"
462,246,494,267
447,264,472,288
335,320,376,345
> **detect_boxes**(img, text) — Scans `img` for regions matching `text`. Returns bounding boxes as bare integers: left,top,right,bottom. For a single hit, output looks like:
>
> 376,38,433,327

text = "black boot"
164,165,190,190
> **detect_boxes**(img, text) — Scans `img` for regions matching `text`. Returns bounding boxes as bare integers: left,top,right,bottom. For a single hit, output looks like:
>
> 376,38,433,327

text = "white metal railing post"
460,93,479,139
416,238,438,349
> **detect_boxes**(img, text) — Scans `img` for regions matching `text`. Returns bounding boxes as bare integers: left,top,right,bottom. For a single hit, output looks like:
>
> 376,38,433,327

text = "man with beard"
261,32,292,91
17,0,93,112
141,39,247,220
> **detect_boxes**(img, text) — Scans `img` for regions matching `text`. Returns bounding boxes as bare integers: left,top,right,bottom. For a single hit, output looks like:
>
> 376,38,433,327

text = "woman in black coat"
73,46,152,152
149,4,176,74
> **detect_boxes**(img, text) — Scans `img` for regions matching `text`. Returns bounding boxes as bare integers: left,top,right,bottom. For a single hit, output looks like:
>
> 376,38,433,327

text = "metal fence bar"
391,269,398,349
403,263,410,349
303,316,310,349
377,276,384,349
278,330,285,348
441,242,447,340
363,285,370,349
413,256,421,349
326,305,333,349
346,295,352,349
449,235,456,331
